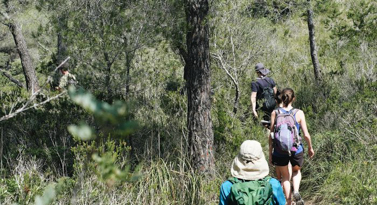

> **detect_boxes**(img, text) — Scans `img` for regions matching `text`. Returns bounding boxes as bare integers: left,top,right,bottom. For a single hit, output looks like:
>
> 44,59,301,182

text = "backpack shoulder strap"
289,108,301,141
290,108,300,123
263,78,272,87
291,108,300,116
256,78,272,89
228,177,240,184
263,176,272,182
274,108,281,116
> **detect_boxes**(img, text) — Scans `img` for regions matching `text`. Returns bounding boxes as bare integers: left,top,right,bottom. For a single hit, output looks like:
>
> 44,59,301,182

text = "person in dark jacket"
250,63,277,126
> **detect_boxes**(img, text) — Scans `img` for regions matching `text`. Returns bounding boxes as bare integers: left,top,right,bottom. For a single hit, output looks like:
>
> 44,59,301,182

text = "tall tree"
185,0,214,173
8,22,40,93
1,1,40,94
56,13,69,68
307,0,322,83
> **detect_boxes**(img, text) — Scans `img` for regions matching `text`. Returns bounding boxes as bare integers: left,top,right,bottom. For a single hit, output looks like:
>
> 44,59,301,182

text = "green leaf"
34,183,56,205
68,123,95,141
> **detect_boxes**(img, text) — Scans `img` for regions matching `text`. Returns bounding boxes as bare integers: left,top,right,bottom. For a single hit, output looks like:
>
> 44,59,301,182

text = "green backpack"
227,176,274,205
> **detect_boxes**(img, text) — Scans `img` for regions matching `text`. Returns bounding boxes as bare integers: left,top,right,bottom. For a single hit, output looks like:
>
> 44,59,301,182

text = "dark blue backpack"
256,80,276,111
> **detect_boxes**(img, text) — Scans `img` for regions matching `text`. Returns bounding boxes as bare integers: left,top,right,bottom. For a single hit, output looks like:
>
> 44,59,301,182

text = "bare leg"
288,162,293,202
292,165,304,204
292,165,301,193
275,166,282,186
276,165,291,205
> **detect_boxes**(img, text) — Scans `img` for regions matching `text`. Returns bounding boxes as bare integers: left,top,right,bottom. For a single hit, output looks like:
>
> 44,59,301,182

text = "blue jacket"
219,177,286,205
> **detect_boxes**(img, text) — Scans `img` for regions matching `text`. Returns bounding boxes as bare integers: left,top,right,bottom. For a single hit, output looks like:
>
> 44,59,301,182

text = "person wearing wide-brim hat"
250,63,277,126
219,140,286,205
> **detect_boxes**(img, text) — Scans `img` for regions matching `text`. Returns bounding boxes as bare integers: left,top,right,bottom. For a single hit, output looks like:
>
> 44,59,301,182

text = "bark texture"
185,0,214,173
307,0,322,83
8,22,40,93
56,15,69,68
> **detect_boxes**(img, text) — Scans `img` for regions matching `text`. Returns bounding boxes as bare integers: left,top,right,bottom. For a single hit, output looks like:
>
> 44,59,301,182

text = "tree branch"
53,56,71,72
0,91,67,122
177,44,188,65
0,56,72,122
212,52,240,114
0,46,16,54
212,52,238,87
0,65,24,88
0,10,10,27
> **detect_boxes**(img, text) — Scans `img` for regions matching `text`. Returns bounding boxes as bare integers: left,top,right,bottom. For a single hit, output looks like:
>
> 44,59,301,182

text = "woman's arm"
268,111,276,164
297,110,314,158
251,92,258,118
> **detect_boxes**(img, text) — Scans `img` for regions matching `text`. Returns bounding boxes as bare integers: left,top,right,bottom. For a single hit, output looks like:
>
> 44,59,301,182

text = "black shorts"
272,151,304,167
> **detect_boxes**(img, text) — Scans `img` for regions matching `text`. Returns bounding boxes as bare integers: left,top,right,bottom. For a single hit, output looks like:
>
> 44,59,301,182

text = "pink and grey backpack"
273,108,301,156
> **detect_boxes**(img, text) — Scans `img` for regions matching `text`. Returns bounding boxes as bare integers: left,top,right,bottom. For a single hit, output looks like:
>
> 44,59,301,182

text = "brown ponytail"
282,88,295,107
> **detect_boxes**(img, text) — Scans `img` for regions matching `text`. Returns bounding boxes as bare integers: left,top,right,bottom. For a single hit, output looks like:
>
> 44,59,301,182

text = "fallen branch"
0,56,72,122
0,91,67,122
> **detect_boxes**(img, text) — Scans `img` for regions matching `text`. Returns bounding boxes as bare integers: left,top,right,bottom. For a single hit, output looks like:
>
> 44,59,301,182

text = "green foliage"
317,161,377,204
342,1,377,43
126,159,220,205
68,86,141,193
1,0,377,204
299,79,377,203
158,0,186,51
34,183,56,205
32,177,75,205
68,86,138,139
91,139,141,185
244,0,306,22
68,123,95,141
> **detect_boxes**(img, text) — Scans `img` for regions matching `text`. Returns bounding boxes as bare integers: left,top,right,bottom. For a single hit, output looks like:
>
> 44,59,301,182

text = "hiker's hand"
308,147,315,158
253,110,258,118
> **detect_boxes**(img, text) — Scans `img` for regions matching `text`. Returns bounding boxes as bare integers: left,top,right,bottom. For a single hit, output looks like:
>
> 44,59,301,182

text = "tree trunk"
8,22,40,94
123,35,132,100
57,14,69,67
307,0,321,83
233,85,239,114
185,0,214,174
124,52,132,100
104,52,113,102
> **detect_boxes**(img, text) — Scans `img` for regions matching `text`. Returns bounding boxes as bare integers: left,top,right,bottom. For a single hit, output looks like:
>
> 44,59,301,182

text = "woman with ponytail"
268,88,314,205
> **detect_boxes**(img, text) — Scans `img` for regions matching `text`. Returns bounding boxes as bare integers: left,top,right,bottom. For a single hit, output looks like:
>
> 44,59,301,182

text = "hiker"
250,63,277,127
269,88,314,205
55,67,77,91
273,90,292,186
272,89,292,186
219,140,286,205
